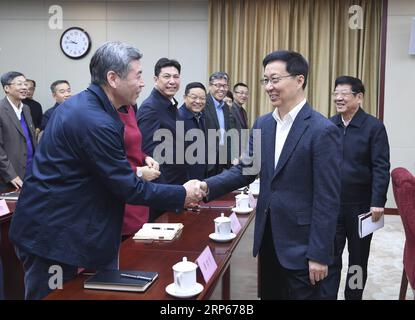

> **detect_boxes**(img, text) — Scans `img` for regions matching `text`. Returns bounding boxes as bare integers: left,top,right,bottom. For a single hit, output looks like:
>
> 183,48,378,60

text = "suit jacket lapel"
262,114,277,179
207,94,220,129
22,106,35,145
3,98,25,136
272,104,311,181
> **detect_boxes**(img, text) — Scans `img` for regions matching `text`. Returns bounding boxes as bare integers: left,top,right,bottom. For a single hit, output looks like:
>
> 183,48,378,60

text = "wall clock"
60,27,91,59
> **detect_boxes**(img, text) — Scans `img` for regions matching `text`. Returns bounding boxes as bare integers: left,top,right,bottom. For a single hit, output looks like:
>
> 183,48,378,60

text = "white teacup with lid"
172,257,198,293
235,192,250,210
214,213,232,237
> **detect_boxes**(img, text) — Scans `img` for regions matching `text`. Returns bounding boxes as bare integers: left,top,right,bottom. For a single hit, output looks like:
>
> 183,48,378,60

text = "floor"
210,215,414,300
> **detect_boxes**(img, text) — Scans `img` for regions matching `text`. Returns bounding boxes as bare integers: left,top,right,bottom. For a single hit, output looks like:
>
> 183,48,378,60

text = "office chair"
391,167,415,300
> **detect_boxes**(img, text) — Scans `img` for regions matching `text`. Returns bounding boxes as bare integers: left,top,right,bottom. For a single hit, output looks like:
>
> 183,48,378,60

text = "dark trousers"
333,203,372,300
15,247,78,300
259,216,338,300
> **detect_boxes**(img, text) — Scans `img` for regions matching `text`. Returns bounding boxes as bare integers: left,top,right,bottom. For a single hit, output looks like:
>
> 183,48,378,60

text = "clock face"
60,27,91,59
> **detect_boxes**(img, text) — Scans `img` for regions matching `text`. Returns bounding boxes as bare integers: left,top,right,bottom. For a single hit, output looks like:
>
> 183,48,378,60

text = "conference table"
45,191,256,300
0,199,25,300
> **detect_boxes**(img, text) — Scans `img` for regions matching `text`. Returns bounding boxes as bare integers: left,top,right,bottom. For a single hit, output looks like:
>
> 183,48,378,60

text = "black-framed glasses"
259,75,294,86
210,83,229,90
186,94,206,102
331,91,357,98
234,91,249,96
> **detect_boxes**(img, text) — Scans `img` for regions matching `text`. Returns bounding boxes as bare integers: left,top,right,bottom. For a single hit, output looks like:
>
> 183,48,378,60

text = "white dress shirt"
272,99,306,168
7,96,23,120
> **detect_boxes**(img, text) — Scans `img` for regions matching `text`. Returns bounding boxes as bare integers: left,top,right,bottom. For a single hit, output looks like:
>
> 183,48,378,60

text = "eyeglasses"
186,94,206,102
8,82,27,87
331,91,356,97
210,83,229,90
259,75,294,86
234,91,249,96
160,73,180,80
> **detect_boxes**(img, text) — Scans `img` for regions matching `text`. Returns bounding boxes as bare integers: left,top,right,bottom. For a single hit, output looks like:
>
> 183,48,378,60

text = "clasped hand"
183,180,207,206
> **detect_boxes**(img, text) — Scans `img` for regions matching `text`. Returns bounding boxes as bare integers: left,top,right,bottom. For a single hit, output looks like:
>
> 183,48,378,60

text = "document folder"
358,211,384,238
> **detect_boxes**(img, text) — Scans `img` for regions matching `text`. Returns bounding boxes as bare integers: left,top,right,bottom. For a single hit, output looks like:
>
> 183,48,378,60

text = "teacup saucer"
209,232,237,242
231,207,254,214
165,282,204,298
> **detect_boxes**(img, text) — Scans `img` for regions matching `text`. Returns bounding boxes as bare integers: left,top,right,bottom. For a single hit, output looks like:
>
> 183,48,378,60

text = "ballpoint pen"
120,273,153,281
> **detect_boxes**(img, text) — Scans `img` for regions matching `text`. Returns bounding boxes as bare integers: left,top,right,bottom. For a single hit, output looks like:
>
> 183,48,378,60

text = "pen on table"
199,205,232,209
120,273,153,281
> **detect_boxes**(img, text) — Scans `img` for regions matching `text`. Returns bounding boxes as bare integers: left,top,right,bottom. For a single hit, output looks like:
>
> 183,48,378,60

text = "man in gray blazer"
0,71,36,191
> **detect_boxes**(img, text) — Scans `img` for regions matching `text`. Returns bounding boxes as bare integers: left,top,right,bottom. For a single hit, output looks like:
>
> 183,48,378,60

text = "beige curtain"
208,0,383,125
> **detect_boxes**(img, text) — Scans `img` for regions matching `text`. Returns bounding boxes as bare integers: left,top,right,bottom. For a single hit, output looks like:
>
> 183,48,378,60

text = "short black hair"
184,82,206,95
50,80,70,93
334,76,365,95
1,71,25,89
154,58,181,76
262,50,308,89
26,79,36,87
233,82,248,91
226,91,234,100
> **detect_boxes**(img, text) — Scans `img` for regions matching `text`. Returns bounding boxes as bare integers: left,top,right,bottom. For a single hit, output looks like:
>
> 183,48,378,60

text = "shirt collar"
7,96,23,118
211,95,224,109
272,98,306,123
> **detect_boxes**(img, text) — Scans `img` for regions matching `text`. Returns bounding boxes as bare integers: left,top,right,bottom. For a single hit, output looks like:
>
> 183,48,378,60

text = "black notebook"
84,270,158,292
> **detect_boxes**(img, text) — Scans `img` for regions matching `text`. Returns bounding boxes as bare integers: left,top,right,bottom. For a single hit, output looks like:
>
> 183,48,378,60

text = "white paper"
358,211,384,238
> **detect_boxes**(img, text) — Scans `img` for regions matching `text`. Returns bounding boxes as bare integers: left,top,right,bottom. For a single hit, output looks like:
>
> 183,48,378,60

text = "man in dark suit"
204,72,238,176
22,79,43,132
201,50,342,299
9,42,204,300
40,80,71,131
330,76,390,300
137,58,187,187
0,71,36,191
178,82,208,181
231,82,250,159
231,82,249,130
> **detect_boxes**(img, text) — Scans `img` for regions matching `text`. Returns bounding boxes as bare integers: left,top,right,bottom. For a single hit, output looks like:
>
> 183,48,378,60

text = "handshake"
183,180,208,207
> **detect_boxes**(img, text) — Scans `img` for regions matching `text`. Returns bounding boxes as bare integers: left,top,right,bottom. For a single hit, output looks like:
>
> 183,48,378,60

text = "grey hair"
89,41,143,85
209,71,229,83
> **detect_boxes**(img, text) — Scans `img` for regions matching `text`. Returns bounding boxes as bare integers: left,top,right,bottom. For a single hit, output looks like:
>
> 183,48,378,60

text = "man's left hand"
308,260,328,286
371,207,384,222
145,156,159,171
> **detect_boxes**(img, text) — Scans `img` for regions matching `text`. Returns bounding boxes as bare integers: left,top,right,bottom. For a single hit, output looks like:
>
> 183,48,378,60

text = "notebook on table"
84,270,158,292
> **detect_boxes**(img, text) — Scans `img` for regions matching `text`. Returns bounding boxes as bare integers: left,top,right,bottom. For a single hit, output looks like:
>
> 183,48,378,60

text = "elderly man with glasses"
0,71,36,191
330,76,390,300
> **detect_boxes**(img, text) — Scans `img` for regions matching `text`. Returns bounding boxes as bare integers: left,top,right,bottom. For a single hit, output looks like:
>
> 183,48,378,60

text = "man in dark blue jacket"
9,42,203,300
330,76,390,300
178,82,208,181
137,57,187,186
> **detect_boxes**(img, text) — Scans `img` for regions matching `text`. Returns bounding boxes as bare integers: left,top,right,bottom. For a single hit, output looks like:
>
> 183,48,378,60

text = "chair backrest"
391,167,415,290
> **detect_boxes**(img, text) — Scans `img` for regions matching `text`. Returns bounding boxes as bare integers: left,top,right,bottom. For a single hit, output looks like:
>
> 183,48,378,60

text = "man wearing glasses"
232,82,249,130
201,50,342,299
330,76,390,300
0,71,36,191
204,71,238,176
178,82,208,180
